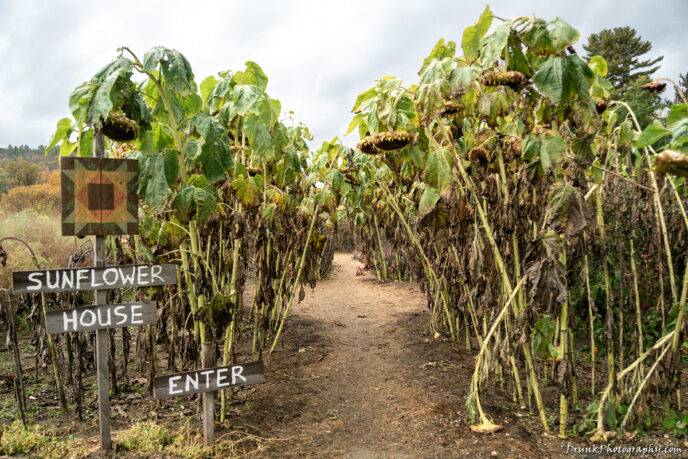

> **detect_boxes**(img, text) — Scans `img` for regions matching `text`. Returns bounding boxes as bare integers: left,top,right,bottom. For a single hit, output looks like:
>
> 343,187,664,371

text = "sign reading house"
12,264,177,294
153,361,265,399
45,302,156,334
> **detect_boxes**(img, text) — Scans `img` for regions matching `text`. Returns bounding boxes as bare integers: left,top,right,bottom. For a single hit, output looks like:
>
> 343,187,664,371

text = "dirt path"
238,253,568,458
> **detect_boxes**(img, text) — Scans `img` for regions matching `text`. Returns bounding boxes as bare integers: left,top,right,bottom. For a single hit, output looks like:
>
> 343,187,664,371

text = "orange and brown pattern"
60,157,138,236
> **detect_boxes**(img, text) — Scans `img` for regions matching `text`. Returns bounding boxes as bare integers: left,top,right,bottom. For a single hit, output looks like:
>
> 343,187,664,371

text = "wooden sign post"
202,343,215,445
153,358,265,445
11,133,178,451
93,132,110,450
15,267,178,451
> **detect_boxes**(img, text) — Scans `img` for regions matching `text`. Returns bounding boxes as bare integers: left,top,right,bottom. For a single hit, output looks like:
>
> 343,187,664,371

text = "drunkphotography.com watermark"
564,443,684,456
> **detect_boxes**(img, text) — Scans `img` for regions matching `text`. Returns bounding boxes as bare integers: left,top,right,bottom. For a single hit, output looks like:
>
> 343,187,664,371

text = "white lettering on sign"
103,268,118,286
15,265,175,293
114,305,127,325
217,368,229,388
63,310,78,331
185,373,199,392
77,269,89,290
231,365,246,384
153,362,264,399
97,307,111,326
118,267,136,286
91,272,103,288
81,309,97,327
200,370,214,388
130,304,143,324
53,303,156,333
46,271,59,289
61,270,74,290
151,265,164,283
27,272,42,291
169,375,183,395
137,268,148,285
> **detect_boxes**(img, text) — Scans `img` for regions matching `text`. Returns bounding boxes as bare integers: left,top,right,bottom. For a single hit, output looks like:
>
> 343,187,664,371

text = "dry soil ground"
237,252,570,457
4,252,685,458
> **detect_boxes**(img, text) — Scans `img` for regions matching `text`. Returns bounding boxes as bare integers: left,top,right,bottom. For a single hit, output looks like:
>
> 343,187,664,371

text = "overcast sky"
0,0,686,149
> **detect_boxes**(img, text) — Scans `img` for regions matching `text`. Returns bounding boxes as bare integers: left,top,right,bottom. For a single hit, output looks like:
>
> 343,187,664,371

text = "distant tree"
583,27,663,88
622,77,667,127
0,169,10,194
0,145,59,170
584,27,664,127
676,72,688,103
1,159,44,187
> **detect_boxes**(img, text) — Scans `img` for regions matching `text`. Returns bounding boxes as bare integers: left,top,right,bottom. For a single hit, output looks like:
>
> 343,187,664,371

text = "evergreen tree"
622,78,666,127
583,27,663,89
584,27,664,127
676,72,688,103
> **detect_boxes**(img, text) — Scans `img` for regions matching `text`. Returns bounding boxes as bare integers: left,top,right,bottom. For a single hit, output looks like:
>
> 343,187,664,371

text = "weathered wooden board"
45,302,156,334
201,343,215,446
153,361,265,399
61,157,139,236
12,264,177,294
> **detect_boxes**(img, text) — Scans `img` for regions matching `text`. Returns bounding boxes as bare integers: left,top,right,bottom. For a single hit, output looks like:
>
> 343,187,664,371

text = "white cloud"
0,0,685,148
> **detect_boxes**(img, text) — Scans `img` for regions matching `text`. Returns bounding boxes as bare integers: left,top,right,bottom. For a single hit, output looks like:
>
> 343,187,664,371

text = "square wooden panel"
61,157,139,236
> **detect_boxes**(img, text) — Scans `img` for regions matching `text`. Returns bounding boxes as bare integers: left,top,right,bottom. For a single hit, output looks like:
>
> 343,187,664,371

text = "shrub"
0,170,60,213
117,422,173,453
0,208,77,288
0,421,49,455
0,158,45,188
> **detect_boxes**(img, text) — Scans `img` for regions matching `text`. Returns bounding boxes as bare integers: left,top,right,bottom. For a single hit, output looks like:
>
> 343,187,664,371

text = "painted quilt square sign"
61,157,138,236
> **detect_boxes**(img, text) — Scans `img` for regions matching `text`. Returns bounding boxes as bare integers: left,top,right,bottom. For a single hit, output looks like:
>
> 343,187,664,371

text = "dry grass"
0,420,269,458
0,170,60,214
0,169,76,288
0,421,80,458
0,207,78,288
117,421,174,455
0,421,50,455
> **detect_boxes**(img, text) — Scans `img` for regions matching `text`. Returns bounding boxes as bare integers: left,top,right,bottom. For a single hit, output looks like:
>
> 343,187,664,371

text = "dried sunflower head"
595,99,608,114
480,70,527,90
532,124,548,136
343,173,360,185
504,136,522,159
469,146,489,163
357,136,382,155
447,88,465,100
450,123,463,141
371,131,413,151
441,100,463,116
655,150,688,176
102,110,139,141
247,165,263,176
639,81,666,94
457,195,474,221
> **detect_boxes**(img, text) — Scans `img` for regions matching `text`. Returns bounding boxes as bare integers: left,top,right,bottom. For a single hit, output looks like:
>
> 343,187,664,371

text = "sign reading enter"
45,302,156,334
153,361,265,399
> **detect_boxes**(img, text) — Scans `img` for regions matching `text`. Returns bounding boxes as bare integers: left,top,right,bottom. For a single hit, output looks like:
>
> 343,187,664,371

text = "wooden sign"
153,361,265,399
45,302,156,334
61,157,139,236
12,264,177,294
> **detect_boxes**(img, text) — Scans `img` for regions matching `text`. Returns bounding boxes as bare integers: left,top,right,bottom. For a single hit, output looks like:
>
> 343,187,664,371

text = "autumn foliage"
0,170,61,213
